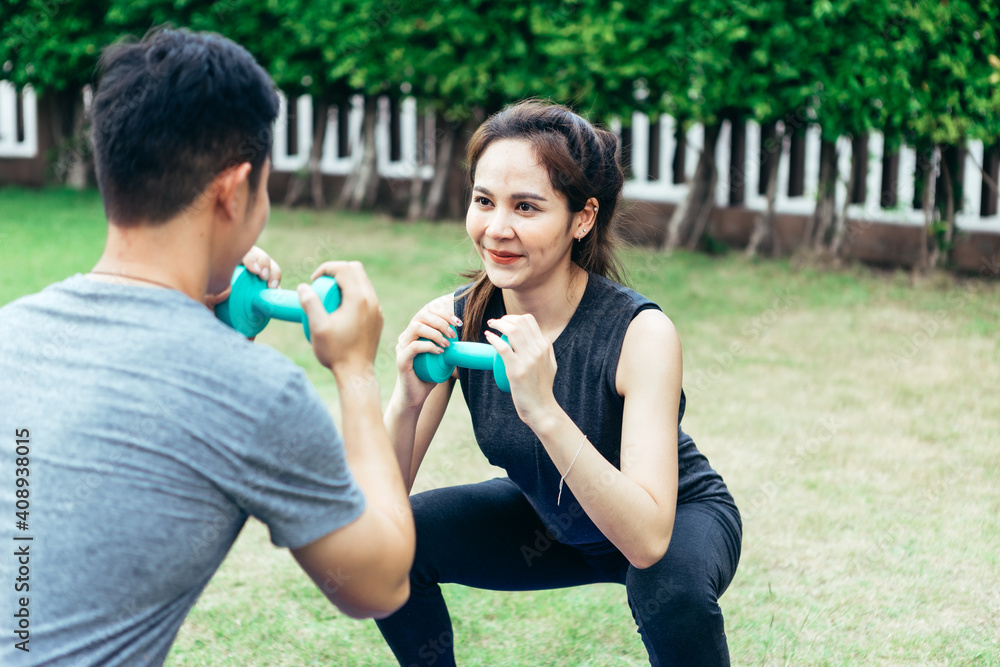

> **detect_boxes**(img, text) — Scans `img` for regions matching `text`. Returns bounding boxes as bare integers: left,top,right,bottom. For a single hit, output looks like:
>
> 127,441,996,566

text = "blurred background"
2,0,1000,271
1,2,998,665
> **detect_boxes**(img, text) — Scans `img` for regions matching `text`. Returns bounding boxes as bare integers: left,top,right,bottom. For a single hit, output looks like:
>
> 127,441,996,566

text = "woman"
378,101,742,666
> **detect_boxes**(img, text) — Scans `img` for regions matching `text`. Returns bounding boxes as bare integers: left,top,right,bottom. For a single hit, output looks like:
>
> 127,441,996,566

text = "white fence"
620,114,1000,233
2,83,998,233
271,93,434,181
0,82,37,159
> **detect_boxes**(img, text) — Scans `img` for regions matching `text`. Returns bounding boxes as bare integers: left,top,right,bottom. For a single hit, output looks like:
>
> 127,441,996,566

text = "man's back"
0,275,365,665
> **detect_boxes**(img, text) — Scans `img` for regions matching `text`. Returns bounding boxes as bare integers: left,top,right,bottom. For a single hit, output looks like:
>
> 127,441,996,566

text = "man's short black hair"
90,27,280,226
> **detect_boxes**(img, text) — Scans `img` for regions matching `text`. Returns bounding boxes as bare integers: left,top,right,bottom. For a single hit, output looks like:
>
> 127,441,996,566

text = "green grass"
2,186,999,665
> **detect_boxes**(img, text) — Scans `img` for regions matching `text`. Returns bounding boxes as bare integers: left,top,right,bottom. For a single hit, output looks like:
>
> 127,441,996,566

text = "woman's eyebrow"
473,185,547,201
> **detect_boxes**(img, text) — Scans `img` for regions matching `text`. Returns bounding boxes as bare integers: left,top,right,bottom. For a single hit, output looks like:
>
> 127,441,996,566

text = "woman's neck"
500,262,590,343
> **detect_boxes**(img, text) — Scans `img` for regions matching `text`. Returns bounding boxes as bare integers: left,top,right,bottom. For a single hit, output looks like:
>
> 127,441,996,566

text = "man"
0,28,414,665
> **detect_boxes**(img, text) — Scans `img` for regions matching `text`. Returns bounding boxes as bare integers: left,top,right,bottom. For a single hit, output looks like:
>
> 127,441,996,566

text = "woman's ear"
574,197,600,241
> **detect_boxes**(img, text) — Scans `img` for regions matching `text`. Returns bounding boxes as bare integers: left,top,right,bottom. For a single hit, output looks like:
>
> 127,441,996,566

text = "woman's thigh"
625,502,742,666
410,477,626,592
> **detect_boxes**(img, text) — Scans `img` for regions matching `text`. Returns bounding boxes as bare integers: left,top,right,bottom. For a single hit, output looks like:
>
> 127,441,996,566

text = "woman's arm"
383,294,461,492
385,378,455,492
486,309,680,569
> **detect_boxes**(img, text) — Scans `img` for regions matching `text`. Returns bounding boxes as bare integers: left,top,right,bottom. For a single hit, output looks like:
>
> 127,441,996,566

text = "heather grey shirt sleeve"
221,368,366,549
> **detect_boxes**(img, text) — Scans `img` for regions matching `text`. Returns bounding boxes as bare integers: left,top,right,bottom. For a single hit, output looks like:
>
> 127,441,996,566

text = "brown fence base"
620,200,1000,274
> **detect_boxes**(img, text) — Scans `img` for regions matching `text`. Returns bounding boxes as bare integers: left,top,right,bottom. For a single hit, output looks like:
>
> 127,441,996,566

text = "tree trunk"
684,166,718,251
663,122,722,250
285,99,330,208
362,125,383,210
746,125,785,258
422,116,457,221
830,144,858,259
336,114,361,210
66,91,88,189
918,147,937,272
406,171,424,221
50,88,88,188
969,145,999,199
934,145,956,269
310,105,328,209
445,118,478,220
806,138,838,251
348,95,380,211
406,112,429,221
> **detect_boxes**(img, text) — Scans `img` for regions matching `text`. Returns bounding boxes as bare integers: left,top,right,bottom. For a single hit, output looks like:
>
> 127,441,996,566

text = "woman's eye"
475,196,492,206
516,202,536,212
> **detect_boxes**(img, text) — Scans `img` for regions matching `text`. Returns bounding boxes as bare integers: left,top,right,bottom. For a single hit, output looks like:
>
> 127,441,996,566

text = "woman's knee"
627,564,720,624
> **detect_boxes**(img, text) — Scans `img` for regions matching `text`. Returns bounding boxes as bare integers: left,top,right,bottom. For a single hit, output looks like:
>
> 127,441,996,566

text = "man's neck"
90,215,213,302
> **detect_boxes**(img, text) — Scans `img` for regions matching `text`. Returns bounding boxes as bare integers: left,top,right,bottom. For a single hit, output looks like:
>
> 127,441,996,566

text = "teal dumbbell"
412,327,511,392
215,265,340,341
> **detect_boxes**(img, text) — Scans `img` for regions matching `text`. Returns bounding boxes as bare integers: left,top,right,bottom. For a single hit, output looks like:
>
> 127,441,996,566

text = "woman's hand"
394,295,462,409
204,245,282,309
484,314,560,429
241,245,283,289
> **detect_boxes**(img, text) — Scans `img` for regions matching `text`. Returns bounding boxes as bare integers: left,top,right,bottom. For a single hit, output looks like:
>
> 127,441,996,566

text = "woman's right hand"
394,294,462,408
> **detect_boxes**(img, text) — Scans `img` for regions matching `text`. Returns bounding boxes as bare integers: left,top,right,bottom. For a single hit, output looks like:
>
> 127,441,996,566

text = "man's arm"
292,262,415,619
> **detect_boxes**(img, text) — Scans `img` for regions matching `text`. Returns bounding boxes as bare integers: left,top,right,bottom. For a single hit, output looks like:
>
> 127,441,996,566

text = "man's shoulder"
1,274,312,402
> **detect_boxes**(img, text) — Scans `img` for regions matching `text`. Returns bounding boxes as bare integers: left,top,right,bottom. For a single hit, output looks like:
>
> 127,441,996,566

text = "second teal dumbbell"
413,328,510,392
215,265,340,341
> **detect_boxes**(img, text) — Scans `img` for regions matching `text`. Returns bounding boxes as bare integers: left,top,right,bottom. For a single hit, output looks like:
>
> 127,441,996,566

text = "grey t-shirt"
0,275,366,665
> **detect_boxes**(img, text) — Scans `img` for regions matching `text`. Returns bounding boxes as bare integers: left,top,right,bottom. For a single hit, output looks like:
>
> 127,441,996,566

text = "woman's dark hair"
460,100,627,341
90,27,280,226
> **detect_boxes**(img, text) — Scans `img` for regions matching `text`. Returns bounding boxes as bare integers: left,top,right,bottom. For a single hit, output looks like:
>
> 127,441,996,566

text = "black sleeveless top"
455,273,737,554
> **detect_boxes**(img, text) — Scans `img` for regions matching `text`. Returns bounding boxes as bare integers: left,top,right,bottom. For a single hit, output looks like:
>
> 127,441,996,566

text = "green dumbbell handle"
441,343,497,372
412,329,511,393
215,265,340,341
254,288,306,323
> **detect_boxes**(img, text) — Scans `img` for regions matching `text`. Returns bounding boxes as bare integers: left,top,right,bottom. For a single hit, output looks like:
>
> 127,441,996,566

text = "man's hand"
298,261,383,378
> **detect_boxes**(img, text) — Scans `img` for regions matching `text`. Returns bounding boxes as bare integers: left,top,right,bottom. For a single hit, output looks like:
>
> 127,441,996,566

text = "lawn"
2,186,998,665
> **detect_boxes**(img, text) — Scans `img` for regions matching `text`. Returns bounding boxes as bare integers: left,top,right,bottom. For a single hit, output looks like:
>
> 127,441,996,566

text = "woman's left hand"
204,246,283,309
485,314,560,428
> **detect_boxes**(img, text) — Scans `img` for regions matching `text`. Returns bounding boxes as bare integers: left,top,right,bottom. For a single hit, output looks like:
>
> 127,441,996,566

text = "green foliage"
0,0,119,92
903,0,1000,145
2,0,999,165
381,1,544,121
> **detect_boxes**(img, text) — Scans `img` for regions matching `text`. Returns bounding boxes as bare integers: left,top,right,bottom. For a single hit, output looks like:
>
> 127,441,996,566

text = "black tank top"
455,272,737,554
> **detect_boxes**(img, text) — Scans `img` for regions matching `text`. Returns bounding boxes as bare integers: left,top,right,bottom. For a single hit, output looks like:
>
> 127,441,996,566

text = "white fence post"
715,120,731,207
744,121,766,210
630,111,649,183
375,96,433,180
319,94,364,175
0,82,38,159
271,93,312,173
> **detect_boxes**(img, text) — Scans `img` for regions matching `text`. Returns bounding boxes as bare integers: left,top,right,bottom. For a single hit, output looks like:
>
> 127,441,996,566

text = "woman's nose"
484,208,516,239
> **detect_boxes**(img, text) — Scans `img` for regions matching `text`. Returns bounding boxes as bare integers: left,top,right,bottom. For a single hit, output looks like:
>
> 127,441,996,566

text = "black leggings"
375,477,742,666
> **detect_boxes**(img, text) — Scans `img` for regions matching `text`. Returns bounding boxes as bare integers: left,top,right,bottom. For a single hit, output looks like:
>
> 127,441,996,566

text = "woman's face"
466,138,584,292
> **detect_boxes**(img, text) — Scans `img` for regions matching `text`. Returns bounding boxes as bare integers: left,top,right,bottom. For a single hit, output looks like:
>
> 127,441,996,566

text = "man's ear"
214,162,253,221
